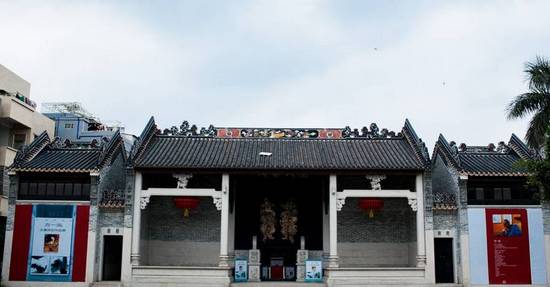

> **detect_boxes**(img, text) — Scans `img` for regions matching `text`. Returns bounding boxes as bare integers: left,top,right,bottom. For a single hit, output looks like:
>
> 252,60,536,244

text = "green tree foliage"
507,56,550,149
520,134,550,200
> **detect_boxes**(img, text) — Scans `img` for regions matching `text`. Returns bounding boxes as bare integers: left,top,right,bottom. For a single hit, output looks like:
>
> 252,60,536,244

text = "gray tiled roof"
15,149,102,172
12,130,125,173
134,136,426,171
458,152,526,176
433,134,533,176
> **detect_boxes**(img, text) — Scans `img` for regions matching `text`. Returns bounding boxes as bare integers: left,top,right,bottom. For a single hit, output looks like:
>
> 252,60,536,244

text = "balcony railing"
0,94,36,128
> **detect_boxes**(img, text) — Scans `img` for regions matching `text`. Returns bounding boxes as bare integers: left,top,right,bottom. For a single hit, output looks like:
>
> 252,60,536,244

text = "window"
475,187,484,200
503,187,512,200
467,178,539,205
494,187,503,200
18,180,91,201
12,134,26,149
64,123,74,129
493,187,513,200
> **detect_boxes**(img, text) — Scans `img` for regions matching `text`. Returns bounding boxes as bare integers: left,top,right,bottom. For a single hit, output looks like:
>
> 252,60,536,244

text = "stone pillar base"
131,254,140,266
327,255,339,268
296,264,306,282
248,265,261,282
219,255,231,267
416,255,427,267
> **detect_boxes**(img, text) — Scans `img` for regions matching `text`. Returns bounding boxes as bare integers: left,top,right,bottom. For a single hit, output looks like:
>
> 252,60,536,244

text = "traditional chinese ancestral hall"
1,118,549,286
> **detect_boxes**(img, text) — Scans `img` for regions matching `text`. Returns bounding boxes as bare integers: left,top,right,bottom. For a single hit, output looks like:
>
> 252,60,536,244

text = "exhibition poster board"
27,205,76,282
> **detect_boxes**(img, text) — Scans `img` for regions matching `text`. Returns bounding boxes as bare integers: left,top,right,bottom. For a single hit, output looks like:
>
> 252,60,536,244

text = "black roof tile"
134,136,425,171
457,152,526,176
16,149,102,172
433,134,534,176
12,131,125,173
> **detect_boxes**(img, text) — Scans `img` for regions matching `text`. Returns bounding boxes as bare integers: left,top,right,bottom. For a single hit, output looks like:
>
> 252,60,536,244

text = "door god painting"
280,200,298,243
260,198,276,242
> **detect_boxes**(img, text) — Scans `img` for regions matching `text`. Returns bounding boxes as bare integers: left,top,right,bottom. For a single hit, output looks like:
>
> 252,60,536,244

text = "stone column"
328,174,339,268
415,173,426,267
228,187,235,259
322,192,329,262
87,174,100,282
219,174,230,267
1,174,18,284
130,172,142,265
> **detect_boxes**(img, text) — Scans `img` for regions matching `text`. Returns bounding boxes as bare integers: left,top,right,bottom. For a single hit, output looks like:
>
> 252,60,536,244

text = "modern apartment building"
0,64,55,270
42,102,124,144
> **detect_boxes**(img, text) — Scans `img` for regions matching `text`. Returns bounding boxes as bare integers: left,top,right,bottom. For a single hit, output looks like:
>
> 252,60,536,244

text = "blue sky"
1,0,549,149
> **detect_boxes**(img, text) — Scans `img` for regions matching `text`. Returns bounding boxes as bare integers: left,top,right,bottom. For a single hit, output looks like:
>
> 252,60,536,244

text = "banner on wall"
27,205,76,282
485,209,531,284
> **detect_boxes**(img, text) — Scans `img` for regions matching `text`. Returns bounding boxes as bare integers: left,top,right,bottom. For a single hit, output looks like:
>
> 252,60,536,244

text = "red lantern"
173,197,200,217
358,198,384,218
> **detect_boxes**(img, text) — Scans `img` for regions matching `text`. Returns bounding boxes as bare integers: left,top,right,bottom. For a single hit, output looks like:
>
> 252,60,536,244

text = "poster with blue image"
234,259,248,282
27,205,76,282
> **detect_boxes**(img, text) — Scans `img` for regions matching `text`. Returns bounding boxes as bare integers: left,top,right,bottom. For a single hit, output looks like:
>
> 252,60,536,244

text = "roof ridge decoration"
12,131,51,168
162,121,216,137
434,134,533,177
46,137,111,151
401,119,430,166
456,142,510,154
432,134,461,169
98,130,125,168
341,123,401,139
159,120,406,140
221,127,342,139
508,133,536,160
128,116,158,166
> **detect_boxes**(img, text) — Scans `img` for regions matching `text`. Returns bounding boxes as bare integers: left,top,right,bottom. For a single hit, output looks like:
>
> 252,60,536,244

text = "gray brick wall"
433,210,458,230
0,167,9,197
98,209,125,227
142,196,220,241
543,201,550,235
338,197,415,243
139,196,221,266
124,168,135,229
337,198,416,267
99,153,126,192
432,154,466,283
6,174,18,232
432,157,459,196
424,170,434,231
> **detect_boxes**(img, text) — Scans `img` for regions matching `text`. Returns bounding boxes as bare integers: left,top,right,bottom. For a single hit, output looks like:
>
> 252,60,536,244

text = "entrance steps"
231,283,326,287
91,282,123,287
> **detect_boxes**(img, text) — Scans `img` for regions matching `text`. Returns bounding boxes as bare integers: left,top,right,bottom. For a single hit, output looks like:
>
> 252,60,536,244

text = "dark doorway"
434,238,454,283
234,175,324,281
102,235,122,281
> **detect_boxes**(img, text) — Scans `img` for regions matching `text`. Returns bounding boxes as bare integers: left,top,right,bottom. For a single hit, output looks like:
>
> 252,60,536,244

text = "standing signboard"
234,259,248,282
305,260,322,282
27,205,76,282
485,208,531,284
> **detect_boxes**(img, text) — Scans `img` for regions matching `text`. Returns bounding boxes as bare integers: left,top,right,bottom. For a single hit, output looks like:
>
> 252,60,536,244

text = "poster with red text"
485,209,531,284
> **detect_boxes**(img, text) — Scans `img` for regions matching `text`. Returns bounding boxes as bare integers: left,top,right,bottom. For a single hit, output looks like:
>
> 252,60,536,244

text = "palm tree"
507,56,550,149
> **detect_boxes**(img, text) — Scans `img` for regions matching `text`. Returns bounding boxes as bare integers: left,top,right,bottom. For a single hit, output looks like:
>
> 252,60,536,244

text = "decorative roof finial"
496,141,508,153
